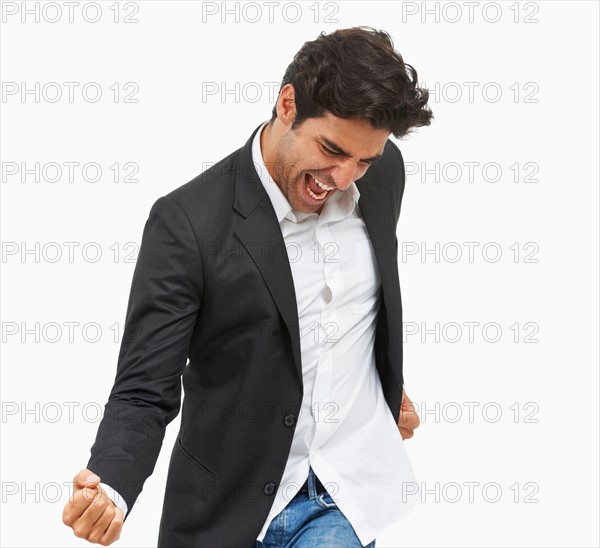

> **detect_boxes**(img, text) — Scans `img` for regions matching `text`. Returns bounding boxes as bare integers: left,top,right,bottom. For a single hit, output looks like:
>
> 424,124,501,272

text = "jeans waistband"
299,467,326,494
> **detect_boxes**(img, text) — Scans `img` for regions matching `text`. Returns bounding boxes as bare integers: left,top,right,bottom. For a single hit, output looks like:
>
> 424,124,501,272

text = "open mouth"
304,173,335,202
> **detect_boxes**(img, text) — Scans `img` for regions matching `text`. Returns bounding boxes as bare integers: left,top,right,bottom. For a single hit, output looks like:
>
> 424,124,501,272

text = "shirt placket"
310,219,344,450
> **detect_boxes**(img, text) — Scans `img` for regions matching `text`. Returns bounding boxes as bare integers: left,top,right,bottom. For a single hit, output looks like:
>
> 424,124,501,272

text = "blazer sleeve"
86,195,203,520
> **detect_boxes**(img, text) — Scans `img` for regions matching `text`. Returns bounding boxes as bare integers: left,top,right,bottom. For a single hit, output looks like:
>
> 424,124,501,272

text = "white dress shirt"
102,121,420,545
252,121,419,545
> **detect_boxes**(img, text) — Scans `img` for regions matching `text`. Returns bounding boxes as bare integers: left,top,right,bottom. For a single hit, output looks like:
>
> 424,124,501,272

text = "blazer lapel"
233,124,305,384
355,177,400,322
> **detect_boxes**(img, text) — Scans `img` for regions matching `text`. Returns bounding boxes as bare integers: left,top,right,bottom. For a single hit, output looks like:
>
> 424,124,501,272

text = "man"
62,26,433,547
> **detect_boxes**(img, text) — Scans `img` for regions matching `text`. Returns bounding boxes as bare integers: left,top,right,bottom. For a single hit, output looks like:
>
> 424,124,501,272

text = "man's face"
265,112,390,214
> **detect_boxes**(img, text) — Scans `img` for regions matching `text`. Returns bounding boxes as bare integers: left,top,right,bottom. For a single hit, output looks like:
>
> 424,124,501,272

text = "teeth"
314,177,335,191
306,181,328,200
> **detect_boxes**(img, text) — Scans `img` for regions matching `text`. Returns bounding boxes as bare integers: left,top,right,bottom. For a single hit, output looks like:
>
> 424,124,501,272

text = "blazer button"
264,482,276,496
283,413,296,427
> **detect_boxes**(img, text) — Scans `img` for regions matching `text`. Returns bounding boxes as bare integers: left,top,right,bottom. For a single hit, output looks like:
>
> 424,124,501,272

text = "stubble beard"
273,133,303,210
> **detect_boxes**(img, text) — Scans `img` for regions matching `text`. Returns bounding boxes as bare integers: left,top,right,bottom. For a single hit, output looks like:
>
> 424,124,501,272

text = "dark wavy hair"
269,26,433,138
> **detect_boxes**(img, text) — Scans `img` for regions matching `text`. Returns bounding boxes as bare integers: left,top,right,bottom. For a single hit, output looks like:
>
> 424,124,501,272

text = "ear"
276,83,297,128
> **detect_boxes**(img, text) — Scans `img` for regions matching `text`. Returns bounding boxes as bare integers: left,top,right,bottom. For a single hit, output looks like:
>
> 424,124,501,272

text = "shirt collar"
252,121,360,224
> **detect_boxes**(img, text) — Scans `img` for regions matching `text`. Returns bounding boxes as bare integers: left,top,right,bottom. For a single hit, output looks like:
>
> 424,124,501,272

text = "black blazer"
87,122,407,547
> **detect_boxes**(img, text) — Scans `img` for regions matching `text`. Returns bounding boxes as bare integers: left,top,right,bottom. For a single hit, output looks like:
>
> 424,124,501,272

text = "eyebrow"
319,135,384,163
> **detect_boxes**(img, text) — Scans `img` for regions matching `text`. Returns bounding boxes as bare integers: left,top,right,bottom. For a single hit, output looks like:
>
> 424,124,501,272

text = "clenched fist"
62,469,123,546
397,389,420,440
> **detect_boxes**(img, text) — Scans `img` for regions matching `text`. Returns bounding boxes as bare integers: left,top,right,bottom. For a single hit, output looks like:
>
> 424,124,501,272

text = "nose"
331,160,366,190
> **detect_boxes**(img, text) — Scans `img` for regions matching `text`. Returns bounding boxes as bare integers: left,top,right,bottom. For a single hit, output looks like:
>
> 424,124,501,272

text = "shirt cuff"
99,482,129,518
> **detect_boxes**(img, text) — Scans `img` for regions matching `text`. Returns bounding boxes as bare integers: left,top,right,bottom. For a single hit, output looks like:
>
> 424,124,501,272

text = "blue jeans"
254,466,376,547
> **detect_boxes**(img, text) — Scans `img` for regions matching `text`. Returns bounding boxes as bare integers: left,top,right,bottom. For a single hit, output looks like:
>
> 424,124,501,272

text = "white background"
1,1,598,546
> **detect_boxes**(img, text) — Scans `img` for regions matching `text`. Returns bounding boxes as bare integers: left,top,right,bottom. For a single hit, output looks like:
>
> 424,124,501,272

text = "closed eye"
320,145,375,166
321,145,338,157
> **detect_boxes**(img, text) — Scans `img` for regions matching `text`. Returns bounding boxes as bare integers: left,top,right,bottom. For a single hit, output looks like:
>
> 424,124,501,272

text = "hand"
397,389,420,440
62,469,124,546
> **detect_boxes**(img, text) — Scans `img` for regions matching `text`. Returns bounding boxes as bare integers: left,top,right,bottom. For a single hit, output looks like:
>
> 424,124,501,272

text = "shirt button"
264,482,276,496
283,413,296,427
